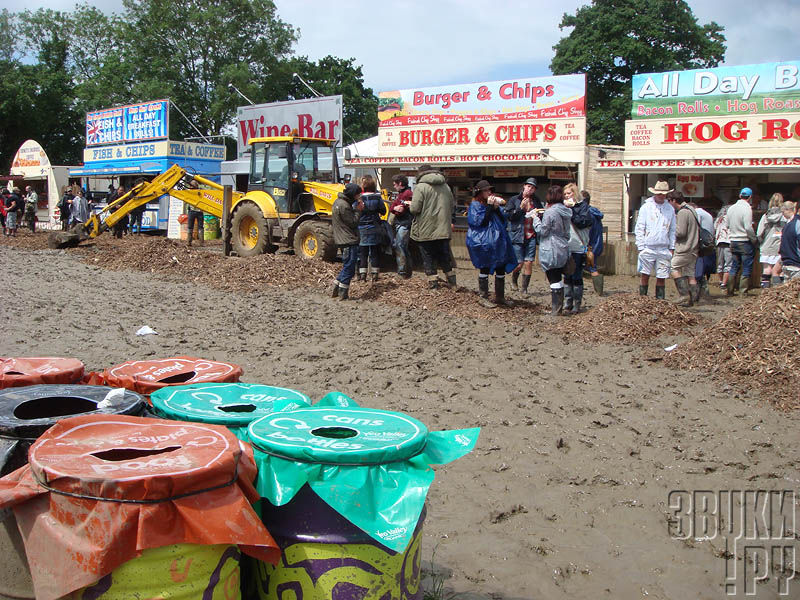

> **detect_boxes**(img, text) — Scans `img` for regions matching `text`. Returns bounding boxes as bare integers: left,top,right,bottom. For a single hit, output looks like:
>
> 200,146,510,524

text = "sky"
2,0,799,93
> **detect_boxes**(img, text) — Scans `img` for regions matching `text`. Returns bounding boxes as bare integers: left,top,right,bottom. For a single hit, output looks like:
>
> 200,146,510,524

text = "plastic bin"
245,393,480,600
0,414,279,600
0,357,84,390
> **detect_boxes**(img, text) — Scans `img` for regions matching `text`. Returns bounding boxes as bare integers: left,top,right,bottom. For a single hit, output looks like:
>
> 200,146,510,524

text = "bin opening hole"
311,426,358,439
13,397,98,420
6,371,24,376
217,404,257,413
92,446,180,462
157,371,196,384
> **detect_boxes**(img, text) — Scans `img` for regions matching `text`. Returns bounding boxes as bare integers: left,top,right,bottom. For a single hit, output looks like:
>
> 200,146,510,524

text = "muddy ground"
1,231,798,600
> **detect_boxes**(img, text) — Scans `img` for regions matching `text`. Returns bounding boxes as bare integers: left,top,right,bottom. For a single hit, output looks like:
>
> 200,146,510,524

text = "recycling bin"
0,357,85,390
0,414,279,600
245,393,480,600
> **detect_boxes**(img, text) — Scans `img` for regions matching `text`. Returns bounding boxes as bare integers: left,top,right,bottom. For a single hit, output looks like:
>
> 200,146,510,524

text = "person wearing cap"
503,177,541,296
331,183,363,300
667,190,700,306
409,164,457,289
725,187,758,295
467,180,517,307
634,180,676,298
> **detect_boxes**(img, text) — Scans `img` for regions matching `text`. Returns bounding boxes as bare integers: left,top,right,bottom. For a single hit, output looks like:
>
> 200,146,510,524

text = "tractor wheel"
294,220,337,261
231,203,270,257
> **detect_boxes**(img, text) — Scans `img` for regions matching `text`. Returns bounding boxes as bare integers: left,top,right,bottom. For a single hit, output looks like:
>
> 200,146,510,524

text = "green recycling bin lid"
150,382,311,428
247,406,429,464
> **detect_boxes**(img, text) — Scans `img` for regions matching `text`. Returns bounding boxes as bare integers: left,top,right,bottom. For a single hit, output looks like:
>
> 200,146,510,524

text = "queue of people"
635,181,800,305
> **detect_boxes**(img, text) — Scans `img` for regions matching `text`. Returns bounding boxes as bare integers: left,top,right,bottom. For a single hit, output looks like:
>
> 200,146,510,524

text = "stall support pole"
222,186,232,257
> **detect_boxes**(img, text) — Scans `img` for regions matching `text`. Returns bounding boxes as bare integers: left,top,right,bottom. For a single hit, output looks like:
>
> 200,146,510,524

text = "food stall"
69,99,225,231
597,60,800,274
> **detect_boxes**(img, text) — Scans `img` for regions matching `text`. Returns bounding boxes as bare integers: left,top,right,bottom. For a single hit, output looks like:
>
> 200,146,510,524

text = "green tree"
550,0,726,144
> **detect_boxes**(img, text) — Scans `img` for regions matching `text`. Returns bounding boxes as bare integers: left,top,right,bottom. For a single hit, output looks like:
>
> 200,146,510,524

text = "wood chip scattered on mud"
665,279,800,410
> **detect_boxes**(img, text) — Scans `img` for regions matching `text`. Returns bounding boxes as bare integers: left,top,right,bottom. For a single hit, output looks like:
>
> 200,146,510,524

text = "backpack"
682,206,715,256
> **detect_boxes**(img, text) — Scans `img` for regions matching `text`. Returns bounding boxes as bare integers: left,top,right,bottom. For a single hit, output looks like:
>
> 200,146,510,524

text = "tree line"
0,0,726,170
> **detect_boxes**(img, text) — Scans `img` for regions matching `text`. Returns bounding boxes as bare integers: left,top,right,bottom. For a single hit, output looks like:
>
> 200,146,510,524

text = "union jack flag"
87,119,101,145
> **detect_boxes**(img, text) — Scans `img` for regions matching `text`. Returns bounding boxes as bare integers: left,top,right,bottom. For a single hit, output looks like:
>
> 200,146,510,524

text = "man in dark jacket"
503,177,541,295
390,174,413,278
410,165,456,288
331,183,363,300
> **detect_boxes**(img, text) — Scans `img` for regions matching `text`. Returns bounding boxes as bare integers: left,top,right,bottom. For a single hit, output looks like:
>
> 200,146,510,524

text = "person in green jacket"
409,165,457,289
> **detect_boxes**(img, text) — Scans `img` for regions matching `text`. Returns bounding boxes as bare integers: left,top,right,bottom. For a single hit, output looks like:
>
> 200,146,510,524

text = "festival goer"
668,191,700,306
108,186,126,238
726,187,757,296
504,177,540,295
4,188,20,236
584,191,605,296
467,180,517,308
331,183,363,300
0,189,7,234
185,180,204,247
714,203,732,289
23,186,37,232
409,164,457,289
634,180,676,299
563,182,592,313
57,187,72,231
390,174,413,278
778,200,800,282
531,185,571,316
356,175,386,282
756,193,787,288
690,200,715,298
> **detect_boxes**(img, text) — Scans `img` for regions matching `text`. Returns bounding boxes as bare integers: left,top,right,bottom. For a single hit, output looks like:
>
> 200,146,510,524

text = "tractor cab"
247,136,339,215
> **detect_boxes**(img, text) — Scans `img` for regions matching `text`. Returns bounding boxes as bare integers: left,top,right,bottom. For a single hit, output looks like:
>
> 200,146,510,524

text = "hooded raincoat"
466,200,517,272
533,203,572,271
756,207,787,257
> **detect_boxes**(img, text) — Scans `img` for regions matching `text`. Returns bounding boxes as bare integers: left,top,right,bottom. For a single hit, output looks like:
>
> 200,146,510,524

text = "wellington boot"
331,282,340,298
563,283,574,312
358,272,367,282
739,275,752,296
699,278,710,299
726,278,736,296
592,274,604,296
339,287,350,300
674,276,693,306
550,288,564,316
689,283,700,304
511,270,520,291
478,277,495,307
655,285,666,300
520,274,531,296
639,284,648,296
571,284,583,314
371,272,379,283
495,277,513,307
446,272,457,287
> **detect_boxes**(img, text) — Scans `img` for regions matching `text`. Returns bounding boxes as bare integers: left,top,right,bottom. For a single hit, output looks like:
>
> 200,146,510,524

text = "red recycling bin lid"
0,357,84,389
0,413,278,600
94,356,243,395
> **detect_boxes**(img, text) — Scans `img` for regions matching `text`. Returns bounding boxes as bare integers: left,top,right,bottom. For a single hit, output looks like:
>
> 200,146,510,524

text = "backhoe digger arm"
82,165,240,238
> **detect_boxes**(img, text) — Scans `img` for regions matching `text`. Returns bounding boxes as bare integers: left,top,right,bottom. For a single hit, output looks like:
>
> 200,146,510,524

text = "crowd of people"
331,165,605,314
635,181,800,306
1,186,39,236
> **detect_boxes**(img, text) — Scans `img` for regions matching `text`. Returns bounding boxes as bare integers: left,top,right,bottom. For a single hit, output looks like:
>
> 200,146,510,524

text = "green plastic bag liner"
247,392,480,552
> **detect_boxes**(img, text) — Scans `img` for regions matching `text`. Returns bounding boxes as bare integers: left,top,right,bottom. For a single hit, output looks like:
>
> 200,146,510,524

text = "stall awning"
69,164,164,177
344,153,577,168
596,156,800,173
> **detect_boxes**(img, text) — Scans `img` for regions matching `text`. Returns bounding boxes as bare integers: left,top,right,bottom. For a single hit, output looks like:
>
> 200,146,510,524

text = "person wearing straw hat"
634,180,676,299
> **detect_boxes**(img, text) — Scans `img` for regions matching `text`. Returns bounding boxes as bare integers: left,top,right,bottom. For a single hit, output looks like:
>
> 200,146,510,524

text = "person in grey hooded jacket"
531,185,572,316
756,193,788,287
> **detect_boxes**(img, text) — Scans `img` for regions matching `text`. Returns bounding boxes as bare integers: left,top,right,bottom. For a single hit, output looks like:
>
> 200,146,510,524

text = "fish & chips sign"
86,99,169,146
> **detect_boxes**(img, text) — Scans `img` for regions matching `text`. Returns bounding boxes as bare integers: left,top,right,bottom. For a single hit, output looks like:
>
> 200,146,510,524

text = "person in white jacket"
634,180,676,299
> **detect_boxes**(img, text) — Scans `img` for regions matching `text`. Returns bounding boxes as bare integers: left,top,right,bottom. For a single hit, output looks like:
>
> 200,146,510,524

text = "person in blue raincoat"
583,190,605,296
466,180,518,308
356,175,387,282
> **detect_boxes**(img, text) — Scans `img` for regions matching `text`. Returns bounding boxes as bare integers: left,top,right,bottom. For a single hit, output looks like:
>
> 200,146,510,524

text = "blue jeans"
730,241,755,278
337,245,358,286
565,252,586,285
394,225,411,274
512,238,537,264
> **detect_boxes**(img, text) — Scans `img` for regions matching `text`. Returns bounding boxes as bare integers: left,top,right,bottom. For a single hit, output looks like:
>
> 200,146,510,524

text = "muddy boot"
495,276,513,307
655,285,666,300
726,277,736,296
445,271,457,287
370,270,379,283
550,287,564,316
339,286,350,300
563,283,574,312
699,278,710,299
689,282,700,304
511,270,520,291
639,284,648,296
520,274,531,296
358,270,367,282
427,275,439,289
478,277,496,308
331,281,340,298
674,276,693,306
592,274,604,296
571,284,583,314
739,275,752,296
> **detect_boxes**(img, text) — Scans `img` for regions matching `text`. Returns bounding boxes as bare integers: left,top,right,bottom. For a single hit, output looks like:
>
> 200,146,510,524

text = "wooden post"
222,185,232,256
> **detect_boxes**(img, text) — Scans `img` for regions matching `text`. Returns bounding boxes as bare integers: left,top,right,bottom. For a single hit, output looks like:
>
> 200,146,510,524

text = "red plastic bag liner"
0,357,84,389
0,414,279,600
87,356,243,396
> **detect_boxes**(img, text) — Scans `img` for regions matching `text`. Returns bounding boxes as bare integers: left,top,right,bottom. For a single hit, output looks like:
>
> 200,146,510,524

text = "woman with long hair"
531,185,572,316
